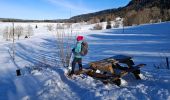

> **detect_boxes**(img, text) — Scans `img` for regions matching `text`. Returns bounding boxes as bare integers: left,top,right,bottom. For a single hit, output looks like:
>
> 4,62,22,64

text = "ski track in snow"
0,22,170,100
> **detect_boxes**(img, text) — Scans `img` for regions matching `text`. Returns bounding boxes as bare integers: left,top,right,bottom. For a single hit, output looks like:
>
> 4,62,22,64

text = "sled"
73,55,146,86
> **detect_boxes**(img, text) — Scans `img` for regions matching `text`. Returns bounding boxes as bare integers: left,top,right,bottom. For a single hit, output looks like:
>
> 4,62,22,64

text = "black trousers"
71,58,82,73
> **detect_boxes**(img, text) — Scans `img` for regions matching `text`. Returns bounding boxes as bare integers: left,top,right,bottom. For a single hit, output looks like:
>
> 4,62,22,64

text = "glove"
72,48,75,53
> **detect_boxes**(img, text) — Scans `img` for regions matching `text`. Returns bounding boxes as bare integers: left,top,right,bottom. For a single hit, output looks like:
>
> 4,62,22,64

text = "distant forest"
70,0,170,26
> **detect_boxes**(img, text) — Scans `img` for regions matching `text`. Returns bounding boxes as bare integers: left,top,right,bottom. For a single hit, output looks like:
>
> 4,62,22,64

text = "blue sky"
0,0,131,20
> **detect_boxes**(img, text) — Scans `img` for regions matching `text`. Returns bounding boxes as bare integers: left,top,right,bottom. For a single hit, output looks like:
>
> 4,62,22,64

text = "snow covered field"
0,22,170,100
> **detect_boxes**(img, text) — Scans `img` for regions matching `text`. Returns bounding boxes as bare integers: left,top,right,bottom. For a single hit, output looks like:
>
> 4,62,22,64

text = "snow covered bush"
26,25,34,38
46,24,54,31
93,24,102,30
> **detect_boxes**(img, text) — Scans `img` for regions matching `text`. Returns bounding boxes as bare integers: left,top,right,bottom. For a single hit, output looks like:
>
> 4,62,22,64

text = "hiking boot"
79,67,82,71
68,71,74,77
68,73,73,77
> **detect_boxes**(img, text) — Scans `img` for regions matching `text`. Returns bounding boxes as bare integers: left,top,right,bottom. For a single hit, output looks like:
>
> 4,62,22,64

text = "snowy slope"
0,22,170,100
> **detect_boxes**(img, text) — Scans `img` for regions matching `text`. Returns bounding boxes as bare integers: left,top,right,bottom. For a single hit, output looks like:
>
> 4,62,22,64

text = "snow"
0,21,170,100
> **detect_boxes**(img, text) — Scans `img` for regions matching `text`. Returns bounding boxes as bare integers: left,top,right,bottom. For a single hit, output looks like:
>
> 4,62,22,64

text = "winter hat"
77,36,84,41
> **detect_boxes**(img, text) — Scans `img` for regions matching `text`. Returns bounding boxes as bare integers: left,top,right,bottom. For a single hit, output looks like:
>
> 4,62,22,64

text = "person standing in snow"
69,36,84,76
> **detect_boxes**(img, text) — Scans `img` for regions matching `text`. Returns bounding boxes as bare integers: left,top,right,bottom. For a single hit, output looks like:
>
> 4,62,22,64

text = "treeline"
123,0,170,26
0,18,69,23
70,0,170,25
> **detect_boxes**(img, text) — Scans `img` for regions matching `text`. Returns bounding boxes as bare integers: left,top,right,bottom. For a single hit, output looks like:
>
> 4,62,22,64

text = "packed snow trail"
0,31,100,100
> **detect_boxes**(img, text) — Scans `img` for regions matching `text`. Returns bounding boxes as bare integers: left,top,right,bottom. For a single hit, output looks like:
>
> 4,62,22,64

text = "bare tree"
26,25,33,38
55,23,76,67
3,26,10,41
114,19,121,28
150,7,161,22
12,22,15,60
9,26,14,39
63,23,72,29
46,24,53,31
3,26,16,41
56,24,64,30
89,17,100,24
124,10,138,26
15,26,24,40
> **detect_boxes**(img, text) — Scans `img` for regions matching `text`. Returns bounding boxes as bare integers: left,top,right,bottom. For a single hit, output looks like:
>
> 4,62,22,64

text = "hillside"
70,0,170,25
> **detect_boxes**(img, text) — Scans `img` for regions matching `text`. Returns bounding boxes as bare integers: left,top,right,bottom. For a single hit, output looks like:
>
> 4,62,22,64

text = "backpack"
80,41,88,56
